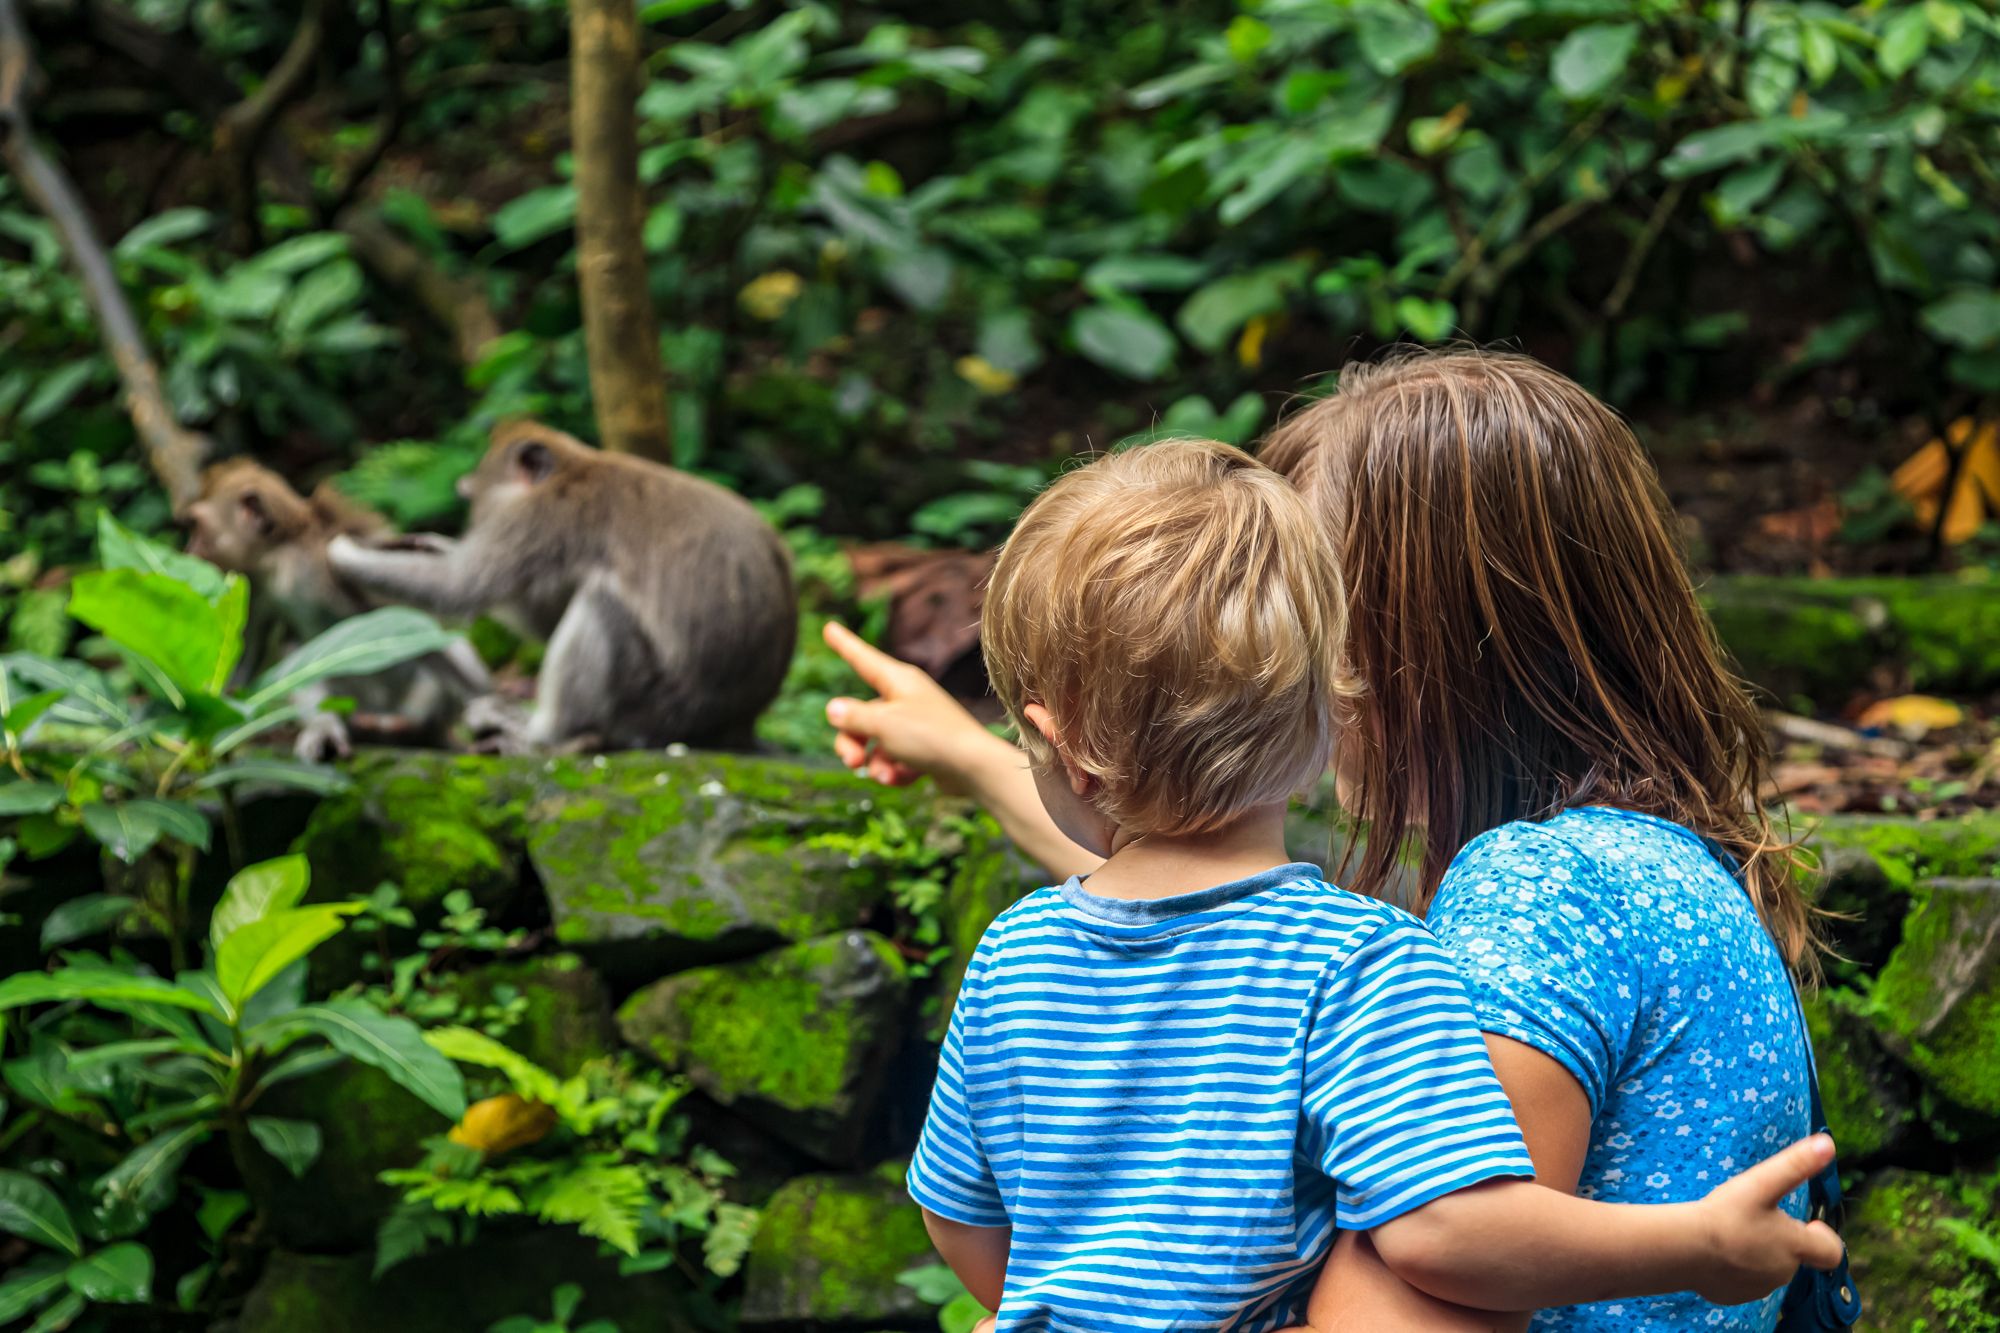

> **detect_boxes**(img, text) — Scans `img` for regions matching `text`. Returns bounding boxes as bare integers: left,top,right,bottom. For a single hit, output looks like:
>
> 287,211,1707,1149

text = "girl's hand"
822,621,995,790
1690,1134,1844,1306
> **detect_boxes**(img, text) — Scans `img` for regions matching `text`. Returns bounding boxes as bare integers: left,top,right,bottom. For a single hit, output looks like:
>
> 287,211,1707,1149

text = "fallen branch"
0,0,207,505
1764,711,1909,761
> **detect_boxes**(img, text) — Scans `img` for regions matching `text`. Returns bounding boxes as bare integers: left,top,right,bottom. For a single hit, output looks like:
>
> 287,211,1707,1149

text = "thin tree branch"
215,0,329,249
0,0,207,505
1439,101,1616,300
323,0,406,221
1602,178,1687,320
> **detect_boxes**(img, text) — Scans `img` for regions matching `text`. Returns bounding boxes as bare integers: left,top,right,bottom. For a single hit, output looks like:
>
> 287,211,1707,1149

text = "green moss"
1801,988,1910,1161
446,953,618,1077
1867,878,2000,1116
1702,573,2000,706
740,1168,937,1326
1845,1170,2000,1333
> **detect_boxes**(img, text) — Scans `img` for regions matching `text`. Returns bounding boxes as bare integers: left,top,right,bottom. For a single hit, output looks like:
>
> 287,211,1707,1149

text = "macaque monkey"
180,460,492,761
325,422,798,752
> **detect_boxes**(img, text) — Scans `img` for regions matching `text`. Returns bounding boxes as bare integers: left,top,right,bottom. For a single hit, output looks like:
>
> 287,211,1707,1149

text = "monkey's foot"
463,694,534,755
294,713,354,764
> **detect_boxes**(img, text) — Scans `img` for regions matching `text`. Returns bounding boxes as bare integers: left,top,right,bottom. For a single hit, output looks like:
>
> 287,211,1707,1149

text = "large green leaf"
425,1026,561,1104
269,1000,467,1120
1551,22,1640,99
1069,303,1176,380
0,782,64,816
246,1117,323,1179
0,1259,67,1323
1920,289,2000,350
0,969,221,1017
79,799,210,863
0,1171,81,1257
64,1243,152,1303
215,904,362,1009
194,759,353,796
94,513,228,602
243,608,454,713
1355,4,1438,76
209,855,311,953
1176,265,1301,352
39,895,137,951
95,1123,210,1221
67,569,247,700
0,655,130,729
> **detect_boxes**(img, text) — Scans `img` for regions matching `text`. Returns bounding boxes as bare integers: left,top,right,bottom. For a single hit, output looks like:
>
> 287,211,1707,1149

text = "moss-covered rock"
1804,811,2000,978
444,953,618,1077
528,752,932,980
933,815,1036,1030
618,930,909,1162
1801,987,1912,1163
232,1061,448,1251
1703,572,2000,707
1866,876,2000,1118
1843,1169,2000,1333
739,1161,938,1328
231,1228,698,1333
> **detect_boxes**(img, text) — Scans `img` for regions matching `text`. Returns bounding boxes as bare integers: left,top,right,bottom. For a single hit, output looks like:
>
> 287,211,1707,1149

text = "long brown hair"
1263,348,1817,971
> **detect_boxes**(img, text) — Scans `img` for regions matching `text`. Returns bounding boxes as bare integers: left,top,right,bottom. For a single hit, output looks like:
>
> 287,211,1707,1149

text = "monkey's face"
459,434,558,525
180,465,304,573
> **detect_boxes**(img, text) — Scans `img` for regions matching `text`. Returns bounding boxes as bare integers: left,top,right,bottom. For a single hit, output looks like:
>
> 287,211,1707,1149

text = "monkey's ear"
514,440,555,484
238,490,273,535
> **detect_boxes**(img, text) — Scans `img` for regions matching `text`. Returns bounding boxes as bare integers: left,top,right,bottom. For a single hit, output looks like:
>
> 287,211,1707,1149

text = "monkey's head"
458,422,580,523
179,460,315,574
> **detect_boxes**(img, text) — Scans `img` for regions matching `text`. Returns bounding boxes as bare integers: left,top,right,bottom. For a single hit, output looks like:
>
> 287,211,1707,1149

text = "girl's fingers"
1799,1219,1844,1271
1738,1134,1835,1205
831,727,871,770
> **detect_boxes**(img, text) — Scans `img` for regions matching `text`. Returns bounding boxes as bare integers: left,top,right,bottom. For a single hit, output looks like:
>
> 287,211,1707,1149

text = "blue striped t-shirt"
908,863,1537,1331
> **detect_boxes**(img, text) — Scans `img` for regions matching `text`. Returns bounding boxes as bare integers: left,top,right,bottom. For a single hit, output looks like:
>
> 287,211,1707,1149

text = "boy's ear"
1023,703,1095,797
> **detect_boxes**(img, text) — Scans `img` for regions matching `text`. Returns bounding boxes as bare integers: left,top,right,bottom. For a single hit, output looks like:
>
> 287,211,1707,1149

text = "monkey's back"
593,454,798,746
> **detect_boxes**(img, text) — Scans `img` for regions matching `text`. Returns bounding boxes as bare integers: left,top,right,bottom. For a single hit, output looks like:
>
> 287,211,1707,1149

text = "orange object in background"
1892,417,2000,544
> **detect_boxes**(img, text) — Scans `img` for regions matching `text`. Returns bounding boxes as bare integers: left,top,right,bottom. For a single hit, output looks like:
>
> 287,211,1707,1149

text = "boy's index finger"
822,620,908,693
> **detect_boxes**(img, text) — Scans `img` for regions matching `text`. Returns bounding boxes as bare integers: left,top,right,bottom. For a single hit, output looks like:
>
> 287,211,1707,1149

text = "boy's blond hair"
982,438,1354,838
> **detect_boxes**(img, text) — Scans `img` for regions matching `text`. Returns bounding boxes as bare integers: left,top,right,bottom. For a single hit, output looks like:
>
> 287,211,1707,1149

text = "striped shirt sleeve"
907,957,1008,1227
1300,914,1536,1231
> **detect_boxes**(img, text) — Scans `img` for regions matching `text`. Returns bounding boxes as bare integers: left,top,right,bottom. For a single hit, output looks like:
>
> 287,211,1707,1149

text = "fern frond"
530,1157,648,1256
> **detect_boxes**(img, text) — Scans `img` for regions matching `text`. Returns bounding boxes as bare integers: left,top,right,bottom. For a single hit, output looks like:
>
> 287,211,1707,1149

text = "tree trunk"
569,0,671,461
0,0,207,506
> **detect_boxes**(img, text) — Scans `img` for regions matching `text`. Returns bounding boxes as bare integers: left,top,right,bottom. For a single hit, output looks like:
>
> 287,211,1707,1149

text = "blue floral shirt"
1428,807,1811,1331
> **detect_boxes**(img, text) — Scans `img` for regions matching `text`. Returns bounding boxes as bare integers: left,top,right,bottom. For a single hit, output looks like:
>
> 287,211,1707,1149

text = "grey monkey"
326,422,797,751
180,460,492,761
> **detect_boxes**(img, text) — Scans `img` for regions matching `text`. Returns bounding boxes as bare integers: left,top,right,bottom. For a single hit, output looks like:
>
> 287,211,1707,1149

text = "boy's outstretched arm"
1368,1135,1843,1313
922,1208,1009,1313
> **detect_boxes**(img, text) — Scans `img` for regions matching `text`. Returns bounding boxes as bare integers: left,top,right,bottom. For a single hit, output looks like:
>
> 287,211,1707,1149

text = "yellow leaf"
448,1094,556,1156
954,355,1019,395
1895,419,1999,544
1857,694,1965,739
738,270,804,321
1237,314,1272,370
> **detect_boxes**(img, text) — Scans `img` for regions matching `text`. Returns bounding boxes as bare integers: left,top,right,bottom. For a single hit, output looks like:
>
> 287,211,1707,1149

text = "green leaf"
64,1243,152,1303
0,1172,81,1256
246,1117,322,1179
1662,122,1776,178
1355,5,1438,76
1069,304,1176,380
1081,255,1207,296
491,185,578,252
1393,296,1459,342
194,758,353,796
940,1291,989,1333
424,1025,561,1104
79,799,210,863
0,1260,67,1323
114,209,211,257
24,1291,84,1333
271,1000,466,1119
1919,289,2000,349
3,690,64,740
215,904,362,1009
18,362,97,430
95,512,228,601
897,1262,967,1305
1801,25,1839,85
1712,159,1787,225
1551,22,1640,99
67,568,247,699
278,260,364,346
96,1123,209,1220
1879,6,1931,77
244,607,454,713
39,895,135,951
210,854,311,953
0,968,221,1017
880,247,954,311
0,782,64,816
531,1160,647,1256
1218,135,1326,225
1176,265,1302,352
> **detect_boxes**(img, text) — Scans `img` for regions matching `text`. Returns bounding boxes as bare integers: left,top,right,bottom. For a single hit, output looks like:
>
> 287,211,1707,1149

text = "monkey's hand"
295,711,353,764
463,694,534,755
367,533,456,555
